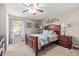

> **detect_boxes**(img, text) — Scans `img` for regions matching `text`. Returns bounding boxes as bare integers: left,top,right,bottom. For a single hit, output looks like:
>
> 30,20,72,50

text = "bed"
25,24,60,56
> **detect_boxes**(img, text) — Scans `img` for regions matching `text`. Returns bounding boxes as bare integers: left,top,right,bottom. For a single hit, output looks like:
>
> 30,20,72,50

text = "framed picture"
26,22,32,28
34,23,39,28
46,18,59,23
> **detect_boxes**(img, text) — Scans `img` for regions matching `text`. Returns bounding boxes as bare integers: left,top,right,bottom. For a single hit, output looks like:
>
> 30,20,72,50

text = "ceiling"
5,3,79,20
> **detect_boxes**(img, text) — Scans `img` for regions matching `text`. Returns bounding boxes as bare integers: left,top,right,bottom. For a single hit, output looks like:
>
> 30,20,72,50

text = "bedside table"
58,35,72,49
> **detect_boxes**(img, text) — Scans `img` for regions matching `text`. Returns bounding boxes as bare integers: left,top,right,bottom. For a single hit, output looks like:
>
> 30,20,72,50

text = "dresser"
58,35,72,49
0,35,6,56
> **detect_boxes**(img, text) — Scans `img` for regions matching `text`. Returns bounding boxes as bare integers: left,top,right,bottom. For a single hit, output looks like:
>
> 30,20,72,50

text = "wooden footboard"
26,35,39,56
25,34,58,56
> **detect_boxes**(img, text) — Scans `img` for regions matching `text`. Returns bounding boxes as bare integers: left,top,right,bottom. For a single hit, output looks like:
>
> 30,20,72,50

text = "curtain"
9,18,15,44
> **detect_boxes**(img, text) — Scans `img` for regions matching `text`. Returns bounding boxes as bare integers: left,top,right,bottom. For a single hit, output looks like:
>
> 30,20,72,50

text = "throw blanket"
38,34,58,49
38,35,47,46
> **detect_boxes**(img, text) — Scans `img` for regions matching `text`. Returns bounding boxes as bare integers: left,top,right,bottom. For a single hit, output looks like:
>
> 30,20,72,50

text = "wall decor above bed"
46,18,59,23
34,23,40,28
26,22,32,28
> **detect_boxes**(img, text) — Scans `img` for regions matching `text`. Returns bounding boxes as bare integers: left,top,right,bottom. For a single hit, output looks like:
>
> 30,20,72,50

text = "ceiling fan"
22,3,44,15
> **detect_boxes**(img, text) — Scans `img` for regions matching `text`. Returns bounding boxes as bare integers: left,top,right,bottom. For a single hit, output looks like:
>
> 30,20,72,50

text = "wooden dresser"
0,35,6,56
58,35,72,49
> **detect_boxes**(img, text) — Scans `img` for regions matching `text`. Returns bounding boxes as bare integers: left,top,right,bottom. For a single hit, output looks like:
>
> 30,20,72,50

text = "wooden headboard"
46,24,60,35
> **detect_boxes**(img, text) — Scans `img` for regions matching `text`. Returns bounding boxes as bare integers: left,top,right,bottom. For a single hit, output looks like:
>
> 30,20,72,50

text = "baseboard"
72,45,79,50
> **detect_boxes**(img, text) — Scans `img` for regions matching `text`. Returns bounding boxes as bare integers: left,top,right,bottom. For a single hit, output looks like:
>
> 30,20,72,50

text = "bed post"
0,51,2,56
35,37,38,56
25,34,27,44
58,25,61,40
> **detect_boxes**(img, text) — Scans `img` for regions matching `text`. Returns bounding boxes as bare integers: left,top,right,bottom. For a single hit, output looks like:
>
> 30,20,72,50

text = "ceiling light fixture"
22,3,44,15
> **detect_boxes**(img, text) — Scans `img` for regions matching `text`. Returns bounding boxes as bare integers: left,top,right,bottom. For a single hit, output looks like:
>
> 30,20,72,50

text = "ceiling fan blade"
23,10,28,13
36,9,44,12
22,4,28,7
34,3,39,7
37,3,39,6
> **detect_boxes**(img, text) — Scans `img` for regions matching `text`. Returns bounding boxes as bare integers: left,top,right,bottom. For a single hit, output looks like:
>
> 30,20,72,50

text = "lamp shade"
40,26,43,29
61,23,65,28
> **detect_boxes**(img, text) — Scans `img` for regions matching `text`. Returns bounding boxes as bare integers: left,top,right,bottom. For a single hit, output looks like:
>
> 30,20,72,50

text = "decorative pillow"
42,30,49,35
49,30,56,35
42,30,55,35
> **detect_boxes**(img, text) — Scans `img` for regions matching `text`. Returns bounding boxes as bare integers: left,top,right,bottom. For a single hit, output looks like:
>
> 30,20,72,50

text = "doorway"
9,19,25,44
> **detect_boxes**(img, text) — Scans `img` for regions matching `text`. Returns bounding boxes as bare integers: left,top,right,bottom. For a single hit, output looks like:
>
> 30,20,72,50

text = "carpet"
3,42,79,56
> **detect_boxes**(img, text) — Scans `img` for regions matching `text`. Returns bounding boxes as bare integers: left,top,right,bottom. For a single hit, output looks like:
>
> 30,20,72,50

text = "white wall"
0,4,6,35
0,4,9,48
42,7,79,46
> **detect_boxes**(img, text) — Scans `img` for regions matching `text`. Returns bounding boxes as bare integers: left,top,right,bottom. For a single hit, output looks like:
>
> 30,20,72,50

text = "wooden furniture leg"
35,37,38,56
25,34,27,44
0,51,2,56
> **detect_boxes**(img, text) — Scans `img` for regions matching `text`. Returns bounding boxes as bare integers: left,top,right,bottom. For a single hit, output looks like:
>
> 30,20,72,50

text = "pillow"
48,30,56,35
42,30,55,35
42,30,49,35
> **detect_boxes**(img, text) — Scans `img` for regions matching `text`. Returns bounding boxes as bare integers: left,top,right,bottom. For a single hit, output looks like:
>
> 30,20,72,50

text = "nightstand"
58,35,72,49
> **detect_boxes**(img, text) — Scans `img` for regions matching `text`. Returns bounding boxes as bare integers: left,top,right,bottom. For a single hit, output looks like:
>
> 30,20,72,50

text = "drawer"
59,41,69,46
60,43,69,48
59,39,69,42
59,41,69,45
60,37,68,39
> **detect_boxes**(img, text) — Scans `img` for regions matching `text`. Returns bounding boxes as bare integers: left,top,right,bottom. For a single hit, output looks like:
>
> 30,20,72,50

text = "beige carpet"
3,35,79,56
3,41,79,56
